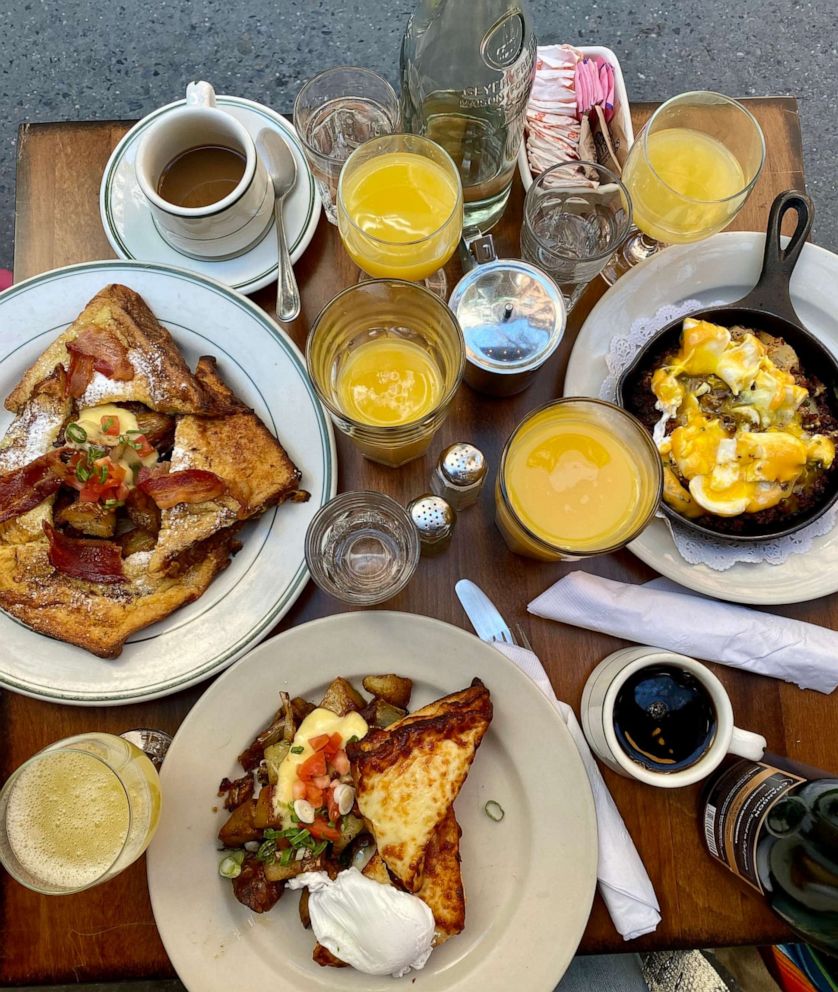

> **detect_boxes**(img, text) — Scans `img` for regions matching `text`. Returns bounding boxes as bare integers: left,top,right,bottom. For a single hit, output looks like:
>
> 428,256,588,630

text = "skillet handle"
738,190,813,322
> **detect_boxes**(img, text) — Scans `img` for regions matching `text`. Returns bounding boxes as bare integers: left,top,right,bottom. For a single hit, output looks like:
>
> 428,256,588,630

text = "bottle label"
704,760,806,893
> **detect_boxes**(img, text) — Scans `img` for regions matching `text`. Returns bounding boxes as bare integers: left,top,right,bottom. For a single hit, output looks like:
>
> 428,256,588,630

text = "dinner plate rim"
566,231,838,604
98,93,321,295
147,610,599,992
0,258,337,704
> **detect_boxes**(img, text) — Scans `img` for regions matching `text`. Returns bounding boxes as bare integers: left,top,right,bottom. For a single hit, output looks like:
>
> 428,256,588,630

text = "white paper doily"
600,300,838,571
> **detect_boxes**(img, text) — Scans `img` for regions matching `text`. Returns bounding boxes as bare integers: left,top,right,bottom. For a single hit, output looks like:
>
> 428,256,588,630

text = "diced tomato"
291,780,307,801
298,751,327,781
312,775,331,790
134,434,155,458
305,784,324,807
309,734,331,752
332,749,350,776
308,818,341,842
100,415,120,436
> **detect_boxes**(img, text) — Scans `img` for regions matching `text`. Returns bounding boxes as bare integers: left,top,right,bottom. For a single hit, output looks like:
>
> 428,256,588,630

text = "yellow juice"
340,151,461,280
624,128,746,243
336,337,443,426
497,404,660,559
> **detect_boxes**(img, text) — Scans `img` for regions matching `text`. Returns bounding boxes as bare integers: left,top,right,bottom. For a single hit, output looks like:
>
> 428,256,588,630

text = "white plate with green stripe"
99,95,320,296
0,260,336,705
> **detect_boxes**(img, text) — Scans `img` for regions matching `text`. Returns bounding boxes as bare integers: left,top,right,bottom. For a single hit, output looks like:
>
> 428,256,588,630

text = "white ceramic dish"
517,44,634,191
147,611,598,992
564,231,838,605
0,260,336,705
100,95,321,296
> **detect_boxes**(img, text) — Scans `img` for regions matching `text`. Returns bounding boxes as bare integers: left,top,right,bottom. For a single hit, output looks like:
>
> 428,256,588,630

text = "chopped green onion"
124,429,143,435
87,445,107,461
218,855,242,879
66,422,87,444
279,846,295,866
256,838,277,862
228,849,246,865
312,839,328,857
484,800,505,822
97,464,108,484
75,461,91,483
289,812,300,824
103,498,123,509
346,735,360,745
290,745,304,754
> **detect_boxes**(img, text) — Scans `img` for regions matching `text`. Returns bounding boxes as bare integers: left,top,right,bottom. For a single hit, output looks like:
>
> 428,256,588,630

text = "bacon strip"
0,450,69,524
66,351,95,399
67,325,135,386
139,469,227,509
44,523,126,584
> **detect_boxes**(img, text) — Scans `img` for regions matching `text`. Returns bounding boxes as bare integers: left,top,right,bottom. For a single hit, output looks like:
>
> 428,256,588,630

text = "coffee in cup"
157,145,247,209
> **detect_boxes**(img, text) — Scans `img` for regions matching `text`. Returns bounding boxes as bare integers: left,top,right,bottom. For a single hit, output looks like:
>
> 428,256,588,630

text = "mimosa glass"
307,279,465,467
0,732,162,894
603,91,765,283
337,133,463,296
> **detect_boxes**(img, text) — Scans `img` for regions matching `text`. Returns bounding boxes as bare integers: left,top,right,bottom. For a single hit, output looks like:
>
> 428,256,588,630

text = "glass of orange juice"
337,133,463,296
603,92,765,283
0,732,162,894
496,398,662,561
307,279,465,467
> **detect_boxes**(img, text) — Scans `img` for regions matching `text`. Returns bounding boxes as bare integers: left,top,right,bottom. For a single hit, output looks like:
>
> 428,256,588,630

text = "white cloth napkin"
529,571,838,694
492,640,661,941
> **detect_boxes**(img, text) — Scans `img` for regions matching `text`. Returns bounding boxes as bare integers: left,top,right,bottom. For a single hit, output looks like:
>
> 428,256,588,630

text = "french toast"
0,284,305,657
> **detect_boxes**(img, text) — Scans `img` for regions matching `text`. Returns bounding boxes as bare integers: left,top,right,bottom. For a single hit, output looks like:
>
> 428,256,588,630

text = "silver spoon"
256,129,301,322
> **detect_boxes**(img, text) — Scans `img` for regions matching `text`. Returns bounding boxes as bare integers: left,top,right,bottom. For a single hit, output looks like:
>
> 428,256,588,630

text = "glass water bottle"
400,0,536,232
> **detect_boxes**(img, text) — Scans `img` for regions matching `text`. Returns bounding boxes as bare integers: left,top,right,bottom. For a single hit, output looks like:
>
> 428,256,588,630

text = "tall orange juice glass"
337,133,463,290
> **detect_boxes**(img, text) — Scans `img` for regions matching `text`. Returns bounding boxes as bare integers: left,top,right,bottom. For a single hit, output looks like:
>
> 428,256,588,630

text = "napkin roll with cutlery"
529,572,838,694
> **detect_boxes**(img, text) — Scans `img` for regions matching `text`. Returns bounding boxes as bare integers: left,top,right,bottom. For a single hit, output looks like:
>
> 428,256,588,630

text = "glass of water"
305,491,420,605
294,67,400,224
520,161,633,312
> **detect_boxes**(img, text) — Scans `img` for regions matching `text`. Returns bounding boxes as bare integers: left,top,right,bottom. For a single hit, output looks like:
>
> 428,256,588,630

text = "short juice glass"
0,732,162,894
496,397,663,561
337,133,463,287
307,279,465,467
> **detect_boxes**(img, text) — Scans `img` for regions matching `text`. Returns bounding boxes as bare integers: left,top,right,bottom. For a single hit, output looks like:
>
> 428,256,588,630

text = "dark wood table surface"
3,97,832,986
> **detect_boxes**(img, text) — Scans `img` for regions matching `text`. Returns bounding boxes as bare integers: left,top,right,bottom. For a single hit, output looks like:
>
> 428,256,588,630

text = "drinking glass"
307,279,465,467
0,732,162,894
305,491,420,605
603,91,765,283
495,398,662,561
337,133,463,296
294,67,400,224
520,161,632,312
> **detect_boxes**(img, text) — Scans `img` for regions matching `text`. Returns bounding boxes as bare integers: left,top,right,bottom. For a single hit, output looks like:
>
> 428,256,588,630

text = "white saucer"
99,95,321,296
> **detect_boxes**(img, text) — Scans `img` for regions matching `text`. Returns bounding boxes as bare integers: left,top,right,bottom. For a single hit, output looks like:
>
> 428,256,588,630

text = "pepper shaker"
407,494,456,556
430,442,487,511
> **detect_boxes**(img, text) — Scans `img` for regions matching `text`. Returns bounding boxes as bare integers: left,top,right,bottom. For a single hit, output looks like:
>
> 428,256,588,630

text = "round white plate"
565,231,838,605
0,260,336,704
147,612,598,992
100,95,321,296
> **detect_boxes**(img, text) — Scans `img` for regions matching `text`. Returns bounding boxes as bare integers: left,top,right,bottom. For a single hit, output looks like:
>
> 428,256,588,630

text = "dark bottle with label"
702,758,838,956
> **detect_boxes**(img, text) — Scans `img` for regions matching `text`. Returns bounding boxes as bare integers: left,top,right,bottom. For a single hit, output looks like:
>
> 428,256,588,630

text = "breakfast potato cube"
319,677,365,716
263,741,290,786
218,798,260,847
362,674,413,709
313,943,348,968
56,501,117,538
253,785,283,829
298,890,311,929
360,697,407,729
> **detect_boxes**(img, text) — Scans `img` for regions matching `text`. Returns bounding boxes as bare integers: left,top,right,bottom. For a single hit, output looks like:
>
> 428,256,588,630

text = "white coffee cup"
580,646,766,788
135,81,275,260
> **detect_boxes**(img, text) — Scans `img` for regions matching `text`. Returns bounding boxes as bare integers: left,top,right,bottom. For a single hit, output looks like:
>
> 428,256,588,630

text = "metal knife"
455,579,514,645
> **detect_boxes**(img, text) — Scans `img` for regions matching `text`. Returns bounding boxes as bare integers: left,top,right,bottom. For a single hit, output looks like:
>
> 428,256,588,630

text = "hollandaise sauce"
623,128,746,243
497,401,662,559
336,338,443,427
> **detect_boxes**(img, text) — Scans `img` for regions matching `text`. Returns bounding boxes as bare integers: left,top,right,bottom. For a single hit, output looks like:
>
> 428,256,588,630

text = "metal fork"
491,623,534,652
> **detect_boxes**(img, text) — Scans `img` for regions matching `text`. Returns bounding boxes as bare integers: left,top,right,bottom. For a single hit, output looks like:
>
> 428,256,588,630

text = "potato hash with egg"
627,317,837,535
216,673,492,973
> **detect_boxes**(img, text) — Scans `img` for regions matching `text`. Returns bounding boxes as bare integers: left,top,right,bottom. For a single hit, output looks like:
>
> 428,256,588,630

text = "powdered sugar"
0,401,66,471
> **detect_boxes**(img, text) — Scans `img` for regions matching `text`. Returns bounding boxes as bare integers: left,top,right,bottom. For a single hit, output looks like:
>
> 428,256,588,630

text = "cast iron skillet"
617,190,838,542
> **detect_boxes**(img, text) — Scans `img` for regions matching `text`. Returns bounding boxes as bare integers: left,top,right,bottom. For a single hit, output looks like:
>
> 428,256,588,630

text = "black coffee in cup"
157,145,246,209
613,664,717,772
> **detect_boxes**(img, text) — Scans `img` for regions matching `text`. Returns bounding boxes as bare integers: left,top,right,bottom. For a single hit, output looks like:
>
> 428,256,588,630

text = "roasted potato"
320,677,365,716
56,501,117,538
119,527,158,557
232,855,283,913
254,785,284,829
125,486,161,535
362,674,413,709
360,697,407,729
332,813,365,855
313,943,348,968
264,852,324,883
291,696,317,722
218,798,260,847
263,741,291,785
298,889,311,929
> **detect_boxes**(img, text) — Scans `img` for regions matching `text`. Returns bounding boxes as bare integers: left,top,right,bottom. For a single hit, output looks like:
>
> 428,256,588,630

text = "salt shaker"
430,442,487,510
407,494,456,556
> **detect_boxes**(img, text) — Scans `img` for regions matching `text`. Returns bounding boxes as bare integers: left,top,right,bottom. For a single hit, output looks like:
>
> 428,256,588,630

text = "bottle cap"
407,493,456,555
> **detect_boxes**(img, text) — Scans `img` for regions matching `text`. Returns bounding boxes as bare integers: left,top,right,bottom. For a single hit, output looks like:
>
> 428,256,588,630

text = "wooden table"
2,98,831,986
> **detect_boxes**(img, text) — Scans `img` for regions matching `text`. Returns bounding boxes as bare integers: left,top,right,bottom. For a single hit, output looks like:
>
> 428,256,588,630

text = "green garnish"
290,745,304,754
65,422,87,444
279,847,295,866
256,837,277,862
218,854,243,879
118,433,142,450
346,735,360,745
75,461,91,483
484,800,505,822
103,498,123,509
97,463,108,483
312,840,328,857
87,445,107,461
